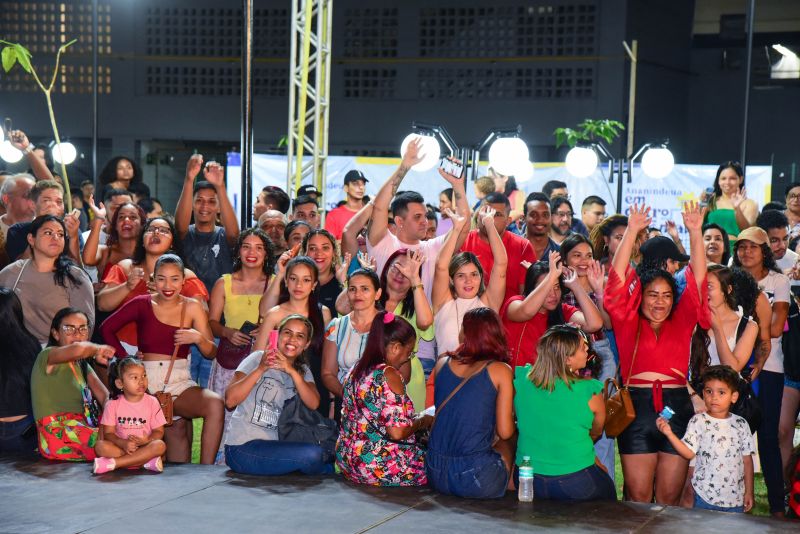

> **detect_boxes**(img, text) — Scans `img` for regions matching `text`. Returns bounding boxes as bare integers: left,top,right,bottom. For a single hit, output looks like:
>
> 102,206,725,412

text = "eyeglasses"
145,226,172,236
554,211,574,218
788,193,800,200
61,325,90,335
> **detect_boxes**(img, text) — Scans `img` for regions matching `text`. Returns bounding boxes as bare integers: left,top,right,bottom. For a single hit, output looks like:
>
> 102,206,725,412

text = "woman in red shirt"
501,251,603,367
605,202,708,505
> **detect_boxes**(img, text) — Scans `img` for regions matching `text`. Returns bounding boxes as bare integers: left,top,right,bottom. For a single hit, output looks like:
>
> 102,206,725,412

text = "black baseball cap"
640,236,690,262
344,170,368,185
297,184,320,197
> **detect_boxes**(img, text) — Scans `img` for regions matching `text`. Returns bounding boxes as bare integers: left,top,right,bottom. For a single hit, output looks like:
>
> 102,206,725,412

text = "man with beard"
525,193,560,259
550,196,580,245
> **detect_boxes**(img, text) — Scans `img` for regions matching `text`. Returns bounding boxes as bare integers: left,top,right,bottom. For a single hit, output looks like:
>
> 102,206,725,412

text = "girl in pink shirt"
93,357,167,474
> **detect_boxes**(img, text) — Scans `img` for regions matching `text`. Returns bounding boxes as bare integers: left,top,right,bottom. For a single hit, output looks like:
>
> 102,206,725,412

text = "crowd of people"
1,131,800,519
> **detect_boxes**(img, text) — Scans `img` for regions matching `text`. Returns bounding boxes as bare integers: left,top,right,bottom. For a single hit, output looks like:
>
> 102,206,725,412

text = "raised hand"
665,220,680,240
395,249,425,284
88,194,107,221
8,130,30,151
443,207,466,229
438,157,465,185
627,204,652,233
731,187,747,209
275,250,293,277
258,349,278,371
586,260,605,293
562,266,579,288
64,210,81,237
401,137,424,169
268,350,292,373
335,252,352,283
186,154,204,180
357,251,377,271
547,250,563,278
681,200,706,232
478,205,497,229
127,267,146,290
203,161,225,187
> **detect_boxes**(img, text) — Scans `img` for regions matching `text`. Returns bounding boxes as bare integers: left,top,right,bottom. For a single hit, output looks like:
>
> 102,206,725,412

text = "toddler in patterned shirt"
657,365,755,513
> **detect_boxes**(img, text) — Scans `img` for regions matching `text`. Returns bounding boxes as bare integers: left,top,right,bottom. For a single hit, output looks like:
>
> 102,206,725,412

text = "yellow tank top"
222,273,265,329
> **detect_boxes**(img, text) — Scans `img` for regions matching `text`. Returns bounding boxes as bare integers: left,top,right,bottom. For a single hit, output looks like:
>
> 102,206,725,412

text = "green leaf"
1,46,17,72
12,43,32,73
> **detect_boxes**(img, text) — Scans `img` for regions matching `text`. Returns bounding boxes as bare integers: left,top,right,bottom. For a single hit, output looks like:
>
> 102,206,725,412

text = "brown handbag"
155,298,186,427
602,326,640,438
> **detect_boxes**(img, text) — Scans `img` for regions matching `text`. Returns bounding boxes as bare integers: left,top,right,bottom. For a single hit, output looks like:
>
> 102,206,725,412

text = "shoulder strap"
336,315,349,347
734,315,749,343
161,298,186,391
623,324,642,388
432,358,491,429
11,259,29,292
68,361,87,388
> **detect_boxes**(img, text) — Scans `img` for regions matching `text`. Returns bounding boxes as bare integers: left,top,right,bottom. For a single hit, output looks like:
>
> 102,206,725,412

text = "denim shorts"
785,376,800,391
694,492,744,513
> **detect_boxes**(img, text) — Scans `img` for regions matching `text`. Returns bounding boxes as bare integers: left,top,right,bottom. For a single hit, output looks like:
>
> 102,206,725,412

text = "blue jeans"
0,415,37,455
225,440,332,476
190,344,213,388
592,338,617,480
757,370,784,513
533,464,616,502
694,493,744,513
426,450,509,499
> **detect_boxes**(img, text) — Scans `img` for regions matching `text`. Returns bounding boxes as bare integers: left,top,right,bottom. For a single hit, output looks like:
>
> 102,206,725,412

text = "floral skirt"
36,412,98,462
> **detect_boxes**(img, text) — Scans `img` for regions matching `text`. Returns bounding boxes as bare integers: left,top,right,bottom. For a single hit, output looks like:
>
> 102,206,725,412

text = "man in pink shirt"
324,170,368,240
461,192,537,303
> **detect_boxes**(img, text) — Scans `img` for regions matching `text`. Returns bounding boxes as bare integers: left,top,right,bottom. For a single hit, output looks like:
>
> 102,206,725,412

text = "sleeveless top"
100,294,190,358
428,360,496,457
707,314,750,367
221,273,263,330
434,296,482,355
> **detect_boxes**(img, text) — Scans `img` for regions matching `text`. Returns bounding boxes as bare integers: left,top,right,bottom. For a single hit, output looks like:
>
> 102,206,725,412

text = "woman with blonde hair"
514,325,614,501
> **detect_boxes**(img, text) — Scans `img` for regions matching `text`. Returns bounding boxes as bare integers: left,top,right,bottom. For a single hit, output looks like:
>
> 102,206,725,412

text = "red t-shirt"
500,295,578,367
103,264,209,347
604,265,710,384
460,229,536,304
324,205,359,240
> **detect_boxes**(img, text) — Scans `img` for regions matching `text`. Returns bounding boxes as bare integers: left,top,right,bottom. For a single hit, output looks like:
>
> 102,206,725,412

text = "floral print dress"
336,364,426,486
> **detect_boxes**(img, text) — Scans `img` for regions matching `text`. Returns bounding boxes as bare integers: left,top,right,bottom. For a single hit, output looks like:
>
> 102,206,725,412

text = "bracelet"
411,283,424,292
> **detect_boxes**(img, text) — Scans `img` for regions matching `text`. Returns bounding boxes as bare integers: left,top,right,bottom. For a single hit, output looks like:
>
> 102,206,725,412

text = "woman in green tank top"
704,162,758,249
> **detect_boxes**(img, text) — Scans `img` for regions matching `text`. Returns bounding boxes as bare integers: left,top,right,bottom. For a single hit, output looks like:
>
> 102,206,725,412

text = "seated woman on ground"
224,315,332,476
337,311,431,486
426,307,515,499
30,308,114,462
514,325,616,502
0,288,47,456
100,254,223,464
93,357,167,474
501,252,603,367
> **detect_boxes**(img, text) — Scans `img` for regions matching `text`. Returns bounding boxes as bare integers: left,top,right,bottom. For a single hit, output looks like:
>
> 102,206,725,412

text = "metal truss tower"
287,0,332,207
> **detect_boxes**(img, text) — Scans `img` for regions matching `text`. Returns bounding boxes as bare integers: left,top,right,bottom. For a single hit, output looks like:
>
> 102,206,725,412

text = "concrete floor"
0,457,790,534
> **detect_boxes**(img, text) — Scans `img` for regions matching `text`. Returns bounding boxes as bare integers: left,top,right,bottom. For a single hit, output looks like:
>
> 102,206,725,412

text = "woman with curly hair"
98,156,149,200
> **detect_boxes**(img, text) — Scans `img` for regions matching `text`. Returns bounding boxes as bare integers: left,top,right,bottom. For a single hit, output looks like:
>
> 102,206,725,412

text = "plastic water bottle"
518,456,534,502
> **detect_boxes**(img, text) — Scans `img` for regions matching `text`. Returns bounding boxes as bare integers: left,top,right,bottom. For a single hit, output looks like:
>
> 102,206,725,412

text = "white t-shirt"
758,270,791,373
367,231,447,304
776,248,798,274
682,412,755,508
